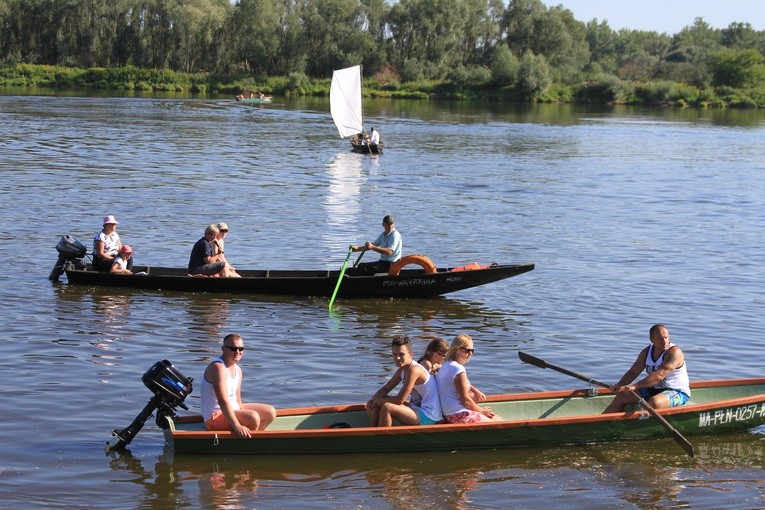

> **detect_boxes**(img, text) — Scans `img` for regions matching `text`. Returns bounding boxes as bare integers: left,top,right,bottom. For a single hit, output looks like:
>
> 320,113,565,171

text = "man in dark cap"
351,214,402,275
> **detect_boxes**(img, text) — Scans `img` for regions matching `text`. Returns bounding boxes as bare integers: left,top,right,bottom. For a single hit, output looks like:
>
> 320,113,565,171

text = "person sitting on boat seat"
351,214,402,276
110,245,134,275
201,333,276,437
366,335,443,427
603,323,690,414
418,338,449,374
93,215,133,272
188,224,240,277
436,334,501,423
369,127,380,146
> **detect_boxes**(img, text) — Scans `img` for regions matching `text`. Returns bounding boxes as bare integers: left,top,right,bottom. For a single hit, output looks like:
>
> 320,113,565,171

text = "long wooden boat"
62,262,534,297
164,379,765,454
236,96,272,103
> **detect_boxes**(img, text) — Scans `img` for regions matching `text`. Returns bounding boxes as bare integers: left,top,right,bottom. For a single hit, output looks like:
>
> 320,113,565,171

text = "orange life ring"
388,254,437,276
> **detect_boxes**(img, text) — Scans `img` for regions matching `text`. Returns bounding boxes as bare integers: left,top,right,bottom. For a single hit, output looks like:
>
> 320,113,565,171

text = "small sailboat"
330,65,383,154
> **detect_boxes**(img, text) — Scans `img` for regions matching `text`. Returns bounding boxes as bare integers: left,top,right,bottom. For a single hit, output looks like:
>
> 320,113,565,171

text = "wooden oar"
328,246,354,311
518,351,695,458
353,248,367,268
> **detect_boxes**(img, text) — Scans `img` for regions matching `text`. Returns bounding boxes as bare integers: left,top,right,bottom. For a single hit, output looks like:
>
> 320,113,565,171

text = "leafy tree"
585,19,617,74
666,17,720,63
491,43,519,85
517,49,550,98
503,0,589,82
720,22,759,49
708,48,765,88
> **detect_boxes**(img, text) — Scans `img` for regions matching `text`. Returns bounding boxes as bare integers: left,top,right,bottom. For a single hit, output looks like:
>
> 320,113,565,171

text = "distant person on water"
213,222,229,263
110,245,134,274
369,127,380,146
93,215,133,272
603,324,690,414
188,224,240,277
201,333,276,437
418,338,449,374
366,335,443,427
436,334,501,423
351,214,402,275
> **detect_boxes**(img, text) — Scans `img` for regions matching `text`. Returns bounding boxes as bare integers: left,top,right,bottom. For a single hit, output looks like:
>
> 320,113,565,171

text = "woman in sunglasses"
436,334,501,423
200,333,276,437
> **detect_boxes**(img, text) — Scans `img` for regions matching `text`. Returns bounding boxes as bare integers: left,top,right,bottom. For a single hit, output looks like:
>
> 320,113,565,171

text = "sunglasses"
220,229,228,233
224,345,245,352
460,348,475,354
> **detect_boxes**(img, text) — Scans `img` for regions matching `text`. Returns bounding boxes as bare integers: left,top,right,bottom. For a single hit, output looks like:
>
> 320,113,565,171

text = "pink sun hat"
103,215,119,225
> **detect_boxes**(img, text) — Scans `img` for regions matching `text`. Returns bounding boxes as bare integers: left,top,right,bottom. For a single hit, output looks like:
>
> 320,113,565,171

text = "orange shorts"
205,412,230,431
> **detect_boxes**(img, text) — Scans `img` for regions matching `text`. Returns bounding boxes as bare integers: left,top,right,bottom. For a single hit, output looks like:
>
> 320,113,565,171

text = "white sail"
330,65,363,138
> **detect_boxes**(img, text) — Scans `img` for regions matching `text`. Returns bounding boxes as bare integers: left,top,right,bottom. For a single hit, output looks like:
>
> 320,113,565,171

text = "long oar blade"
518,351,695,458
328,247,353,311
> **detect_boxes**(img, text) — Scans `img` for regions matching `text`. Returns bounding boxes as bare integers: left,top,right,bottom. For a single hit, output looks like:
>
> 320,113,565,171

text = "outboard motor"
106,360,193,452
49,235,88,281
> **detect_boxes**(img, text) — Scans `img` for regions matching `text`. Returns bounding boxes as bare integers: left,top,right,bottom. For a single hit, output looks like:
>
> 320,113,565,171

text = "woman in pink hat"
93,215,133,272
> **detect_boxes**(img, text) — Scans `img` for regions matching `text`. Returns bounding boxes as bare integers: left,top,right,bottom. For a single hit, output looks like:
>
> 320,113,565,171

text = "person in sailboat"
351,214,402,275
369,127,380,146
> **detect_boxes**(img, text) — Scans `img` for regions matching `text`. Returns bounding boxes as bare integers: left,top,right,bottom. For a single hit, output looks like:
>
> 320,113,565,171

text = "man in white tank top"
604,324,690,414
200,333,276,437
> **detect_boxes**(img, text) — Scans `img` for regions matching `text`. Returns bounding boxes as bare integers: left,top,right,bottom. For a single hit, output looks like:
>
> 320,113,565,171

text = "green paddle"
353,248,367,268
329,246,354,311
518,351,694,458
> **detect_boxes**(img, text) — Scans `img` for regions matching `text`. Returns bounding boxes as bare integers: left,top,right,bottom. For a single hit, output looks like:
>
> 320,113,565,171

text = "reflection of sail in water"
324,152,365,248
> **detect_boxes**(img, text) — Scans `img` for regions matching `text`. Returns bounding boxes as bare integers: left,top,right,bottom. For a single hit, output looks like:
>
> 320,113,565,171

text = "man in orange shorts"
200,333,276,437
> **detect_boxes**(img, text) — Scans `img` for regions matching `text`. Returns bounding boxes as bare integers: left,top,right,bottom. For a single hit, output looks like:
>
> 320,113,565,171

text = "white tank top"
646,343,690,396
200,358,241,421
407,360,442,422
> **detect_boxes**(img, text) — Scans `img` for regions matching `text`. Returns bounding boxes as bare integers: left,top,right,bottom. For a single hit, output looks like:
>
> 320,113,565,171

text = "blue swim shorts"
638,387,690,407
415,407,442,425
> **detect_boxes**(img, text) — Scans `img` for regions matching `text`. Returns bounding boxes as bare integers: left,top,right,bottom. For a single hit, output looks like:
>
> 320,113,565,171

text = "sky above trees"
540,0,762,34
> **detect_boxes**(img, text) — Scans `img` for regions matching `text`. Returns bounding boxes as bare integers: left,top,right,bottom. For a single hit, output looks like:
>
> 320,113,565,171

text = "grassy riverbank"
1,64,763,107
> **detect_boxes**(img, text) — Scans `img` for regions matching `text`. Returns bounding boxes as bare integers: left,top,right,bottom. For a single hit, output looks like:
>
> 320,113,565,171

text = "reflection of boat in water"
330,65,383,154
164,378,765,454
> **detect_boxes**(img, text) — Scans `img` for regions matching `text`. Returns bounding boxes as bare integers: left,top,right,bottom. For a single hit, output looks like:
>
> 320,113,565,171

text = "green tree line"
1,0,764,105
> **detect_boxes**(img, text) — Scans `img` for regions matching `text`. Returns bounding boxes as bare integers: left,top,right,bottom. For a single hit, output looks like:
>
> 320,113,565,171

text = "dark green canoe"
164,378,765,455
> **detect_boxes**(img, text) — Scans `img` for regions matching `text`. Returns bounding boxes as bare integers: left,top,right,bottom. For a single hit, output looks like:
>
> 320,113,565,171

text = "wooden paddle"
328,246,354,310
518,351,695,457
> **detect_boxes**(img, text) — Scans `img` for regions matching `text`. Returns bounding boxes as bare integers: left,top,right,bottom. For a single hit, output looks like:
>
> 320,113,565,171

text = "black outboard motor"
106,360,193,452
49,235,88,281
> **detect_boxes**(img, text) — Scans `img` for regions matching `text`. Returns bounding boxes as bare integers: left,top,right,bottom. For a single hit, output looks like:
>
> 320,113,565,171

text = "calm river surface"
0,92,764,509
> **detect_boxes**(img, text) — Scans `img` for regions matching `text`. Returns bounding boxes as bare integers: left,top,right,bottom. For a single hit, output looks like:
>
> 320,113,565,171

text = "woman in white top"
436,334,501,423
366,335,442,426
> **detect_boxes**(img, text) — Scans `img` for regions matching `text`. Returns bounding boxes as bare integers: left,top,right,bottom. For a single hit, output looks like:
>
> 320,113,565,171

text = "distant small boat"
236,96,272,104
330,65,383,154
162,378,765,455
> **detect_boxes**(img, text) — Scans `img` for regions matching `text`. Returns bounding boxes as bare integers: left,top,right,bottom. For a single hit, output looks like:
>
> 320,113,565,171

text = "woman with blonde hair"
436,334,501,423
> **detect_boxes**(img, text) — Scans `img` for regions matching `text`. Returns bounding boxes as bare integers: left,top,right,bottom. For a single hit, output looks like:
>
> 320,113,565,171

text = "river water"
0,91,763,509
